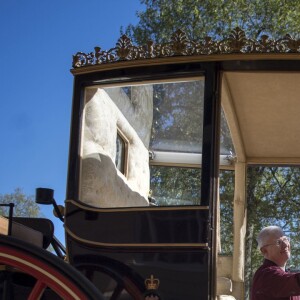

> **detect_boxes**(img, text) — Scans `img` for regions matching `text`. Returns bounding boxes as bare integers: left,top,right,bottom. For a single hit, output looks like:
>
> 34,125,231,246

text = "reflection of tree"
150,81,204,152
150,166,234,220
150,166,201,205
149,80,233,154
244,166,300,299
220,109,235,155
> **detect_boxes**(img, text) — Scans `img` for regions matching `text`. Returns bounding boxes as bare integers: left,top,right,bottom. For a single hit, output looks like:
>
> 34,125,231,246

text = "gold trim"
65,199,209,212
65,226,209,249
72,28,300,74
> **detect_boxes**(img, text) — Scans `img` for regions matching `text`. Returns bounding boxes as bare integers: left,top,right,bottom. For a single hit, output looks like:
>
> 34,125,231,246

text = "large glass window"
79,78,205,208
78,77,236,208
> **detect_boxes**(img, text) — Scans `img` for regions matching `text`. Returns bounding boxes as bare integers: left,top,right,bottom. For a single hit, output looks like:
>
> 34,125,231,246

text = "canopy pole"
232,161,246,282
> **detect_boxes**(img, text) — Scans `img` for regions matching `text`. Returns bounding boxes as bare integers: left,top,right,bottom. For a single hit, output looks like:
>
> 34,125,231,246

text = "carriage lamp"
35,188,64,222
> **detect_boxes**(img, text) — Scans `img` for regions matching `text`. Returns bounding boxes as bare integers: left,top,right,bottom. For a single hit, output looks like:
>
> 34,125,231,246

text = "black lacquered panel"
65,201,209,246
68,238,210,300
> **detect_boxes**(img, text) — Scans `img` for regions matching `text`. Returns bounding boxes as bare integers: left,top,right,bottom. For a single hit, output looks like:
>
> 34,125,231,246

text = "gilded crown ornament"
144,275,161,300
72,27,300,68
145,275,160,290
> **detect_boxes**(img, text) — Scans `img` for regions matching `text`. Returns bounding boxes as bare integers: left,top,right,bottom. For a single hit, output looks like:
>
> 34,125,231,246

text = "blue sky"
0,0,144,243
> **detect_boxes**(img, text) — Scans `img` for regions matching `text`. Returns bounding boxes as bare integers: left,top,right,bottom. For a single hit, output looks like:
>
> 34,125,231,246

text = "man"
251,226,300,300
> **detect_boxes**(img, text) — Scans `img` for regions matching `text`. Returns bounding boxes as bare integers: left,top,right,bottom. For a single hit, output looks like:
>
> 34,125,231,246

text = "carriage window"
79,78,205,208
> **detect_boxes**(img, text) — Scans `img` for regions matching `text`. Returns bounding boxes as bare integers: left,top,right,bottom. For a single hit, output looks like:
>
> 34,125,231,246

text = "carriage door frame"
201,62,221,298
67,62,221,299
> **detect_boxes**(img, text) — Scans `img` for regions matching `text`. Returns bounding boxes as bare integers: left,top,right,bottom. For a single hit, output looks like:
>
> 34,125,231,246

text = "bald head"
257,226,283,249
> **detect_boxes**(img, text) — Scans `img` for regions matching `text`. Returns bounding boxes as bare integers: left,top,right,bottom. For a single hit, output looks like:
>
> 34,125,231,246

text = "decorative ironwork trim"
72,27,300,69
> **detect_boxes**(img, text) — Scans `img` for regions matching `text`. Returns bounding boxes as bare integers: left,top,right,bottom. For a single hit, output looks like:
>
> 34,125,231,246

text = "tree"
123,0,300,43
0,188,40,218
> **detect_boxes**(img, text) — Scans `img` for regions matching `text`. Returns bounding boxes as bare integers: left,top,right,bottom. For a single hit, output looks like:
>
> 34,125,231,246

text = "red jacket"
251,259,300,300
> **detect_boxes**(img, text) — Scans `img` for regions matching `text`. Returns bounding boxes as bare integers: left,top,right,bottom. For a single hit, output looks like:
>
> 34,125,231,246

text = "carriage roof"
71,27,300,165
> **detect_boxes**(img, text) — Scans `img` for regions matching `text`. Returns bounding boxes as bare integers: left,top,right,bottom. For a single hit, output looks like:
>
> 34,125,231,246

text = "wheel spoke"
110,284,123,300
76,261,145,300
28,279,46,300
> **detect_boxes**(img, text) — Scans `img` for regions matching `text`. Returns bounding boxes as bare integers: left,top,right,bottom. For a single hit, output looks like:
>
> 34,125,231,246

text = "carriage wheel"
74,255,145,300
0,235,104,300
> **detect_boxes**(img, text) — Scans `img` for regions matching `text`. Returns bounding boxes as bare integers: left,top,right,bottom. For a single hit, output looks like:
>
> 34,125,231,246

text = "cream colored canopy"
220,71,300,294
222,71,300,164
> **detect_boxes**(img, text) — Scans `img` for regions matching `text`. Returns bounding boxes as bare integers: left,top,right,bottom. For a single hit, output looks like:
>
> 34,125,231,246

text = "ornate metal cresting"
72,27,300,68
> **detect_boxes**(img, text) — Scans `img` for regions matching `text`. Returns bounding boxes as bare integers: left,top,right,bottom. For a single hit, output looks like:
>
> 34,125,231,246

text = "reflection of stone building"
80,86,153,207
105,86,153,148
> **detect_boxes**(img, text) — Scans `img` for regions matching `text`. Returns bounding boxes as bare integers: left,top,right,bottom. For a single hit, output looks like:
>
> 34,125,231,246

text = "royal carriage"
1,28,300,299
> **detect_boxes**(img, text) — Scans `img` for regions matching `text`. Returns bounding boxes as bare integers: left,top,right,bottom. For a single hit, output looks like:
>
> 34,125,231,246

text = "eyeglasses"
261,236,290,248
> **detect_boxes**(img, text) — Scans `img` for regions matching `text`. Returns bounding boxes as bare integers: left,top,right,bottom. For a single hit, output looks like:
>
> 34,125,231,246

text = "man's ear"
260,247,267,256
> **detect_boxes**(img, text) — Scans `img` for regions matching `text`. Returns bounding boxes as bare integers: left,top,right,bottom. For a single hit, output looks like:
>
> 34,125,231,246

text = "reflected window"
115,129,128,176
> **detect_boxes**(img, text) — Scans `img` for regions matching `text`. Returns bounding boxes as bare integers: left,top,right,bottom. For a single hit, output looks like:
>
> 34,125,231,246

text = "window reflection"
150,166,201,206
79,78,208,208
150,80,204,153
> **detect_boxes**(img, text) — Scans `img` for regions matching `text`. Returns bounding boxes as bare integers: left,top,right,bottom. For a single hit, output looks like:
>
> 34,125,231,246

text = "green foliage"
0,188,40,218
123,0,300,43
